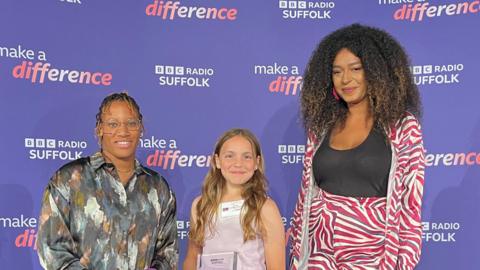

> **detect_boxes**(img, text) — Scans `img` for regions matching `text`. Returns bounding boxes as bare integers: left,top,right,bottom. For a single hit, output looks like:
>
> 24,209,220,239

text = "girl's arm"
262,198,286,270
182,196,203,270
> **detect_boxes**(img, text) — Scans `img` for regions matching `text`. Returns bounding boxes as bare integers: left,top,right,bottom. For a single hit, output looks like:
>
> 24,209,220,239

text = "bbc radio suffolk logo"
177,219,190,240
59,0,82,5
25,137,86,160
410,63,464,86
278,0,335,19
422,221,461,243
155,65,214,88
278,144,305,164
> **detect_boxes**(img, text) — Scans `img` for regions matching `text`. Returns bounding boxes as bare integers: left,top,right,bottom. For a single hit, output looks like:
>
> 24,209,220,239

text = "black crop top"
313,128,392,197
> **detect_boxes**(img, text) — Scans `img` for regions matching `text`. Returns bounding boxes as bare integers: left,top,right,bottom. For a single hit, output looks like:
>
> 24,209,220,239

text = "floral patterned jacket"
37,152,178,270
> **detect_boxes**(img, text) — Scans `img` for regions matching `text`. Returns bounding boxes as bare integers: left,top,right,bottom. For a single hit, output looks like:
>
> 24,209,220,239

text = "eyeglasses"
102,119,142,133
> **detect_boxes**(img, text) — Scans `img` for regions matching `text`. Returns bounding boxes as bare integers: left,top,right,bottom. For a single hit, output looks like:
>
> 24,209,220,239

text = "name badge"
220,200,244,218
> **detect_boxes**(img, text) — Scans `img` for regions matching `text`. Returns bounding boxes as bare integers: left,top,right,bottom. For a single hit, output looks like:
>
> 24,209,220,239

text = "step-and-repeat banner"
1,1,479,269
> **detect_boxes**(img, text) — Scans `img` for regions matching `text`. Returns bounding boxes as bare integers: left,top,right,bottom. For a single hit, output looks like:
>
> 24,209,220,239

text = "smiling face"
215,135,259,189
97,101,142,163
332,48,368,107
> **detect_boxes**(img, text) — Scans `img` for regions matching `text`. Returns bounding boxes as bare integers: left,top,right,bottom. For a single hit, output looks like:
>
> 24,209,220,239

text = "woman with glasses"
37,92,178,269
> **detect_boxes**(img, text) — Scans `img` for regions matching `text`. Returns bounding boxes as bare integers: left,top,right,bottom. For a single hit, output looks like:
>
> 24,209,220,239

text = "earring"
332,88,340,100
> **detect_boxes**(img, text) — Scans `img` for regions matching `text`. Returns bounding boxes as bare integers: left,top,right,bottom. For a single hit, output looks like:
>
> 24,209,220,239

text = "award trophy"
197,251,238,270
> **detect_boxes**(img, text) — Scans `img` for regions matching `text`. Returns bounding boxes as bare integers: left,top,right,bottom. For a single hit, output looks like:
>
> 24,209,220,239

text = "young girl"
183,128,285,270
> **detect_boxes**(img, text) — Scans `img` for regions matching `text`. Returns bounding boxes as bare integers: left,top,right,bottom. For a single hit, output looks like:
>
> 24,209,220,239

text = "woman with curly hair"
183,128,285,270
289,24,425,270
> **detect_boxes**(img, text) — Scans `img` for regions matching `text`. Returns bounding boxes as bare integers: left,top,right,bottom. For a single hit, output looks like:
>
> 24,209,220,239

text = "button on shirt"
37,152,178,270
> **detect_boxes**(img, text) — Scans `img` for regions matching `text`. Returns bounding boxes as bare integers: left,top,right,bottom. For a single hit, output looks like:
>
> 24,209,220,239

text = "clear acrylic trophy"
197,251,238,270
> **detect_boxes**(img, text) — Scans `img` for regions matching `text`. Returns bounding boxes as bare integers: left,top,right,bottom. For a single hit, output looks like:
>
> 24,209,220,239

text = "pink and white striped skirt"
307,188,387,270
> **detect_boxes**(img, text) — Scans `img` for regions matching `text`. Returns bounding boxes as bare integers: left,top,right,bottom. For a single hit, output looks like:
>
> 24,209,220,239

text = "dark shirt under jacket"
313,128,392,197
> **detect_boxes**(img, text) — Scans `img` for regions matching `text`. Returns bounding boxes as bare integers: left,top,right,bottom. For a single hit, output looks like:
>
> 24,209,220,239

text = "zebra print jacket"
289,113,425,270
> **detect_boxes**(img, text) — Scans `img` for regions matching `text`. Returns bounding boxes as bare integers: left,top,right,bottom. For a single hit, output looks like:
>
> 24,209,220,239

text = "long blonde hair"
189,128,268,245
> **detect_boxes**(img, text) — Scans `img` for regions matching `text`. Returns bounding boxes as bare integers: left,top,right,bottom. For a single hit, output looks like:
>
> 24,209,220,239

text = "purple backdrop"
1,0,479,269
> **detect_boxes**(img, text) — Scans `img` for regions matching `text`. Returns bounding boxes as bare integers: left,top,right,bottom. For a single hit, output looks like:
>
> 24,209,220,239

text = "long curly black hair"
301,23,421,137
